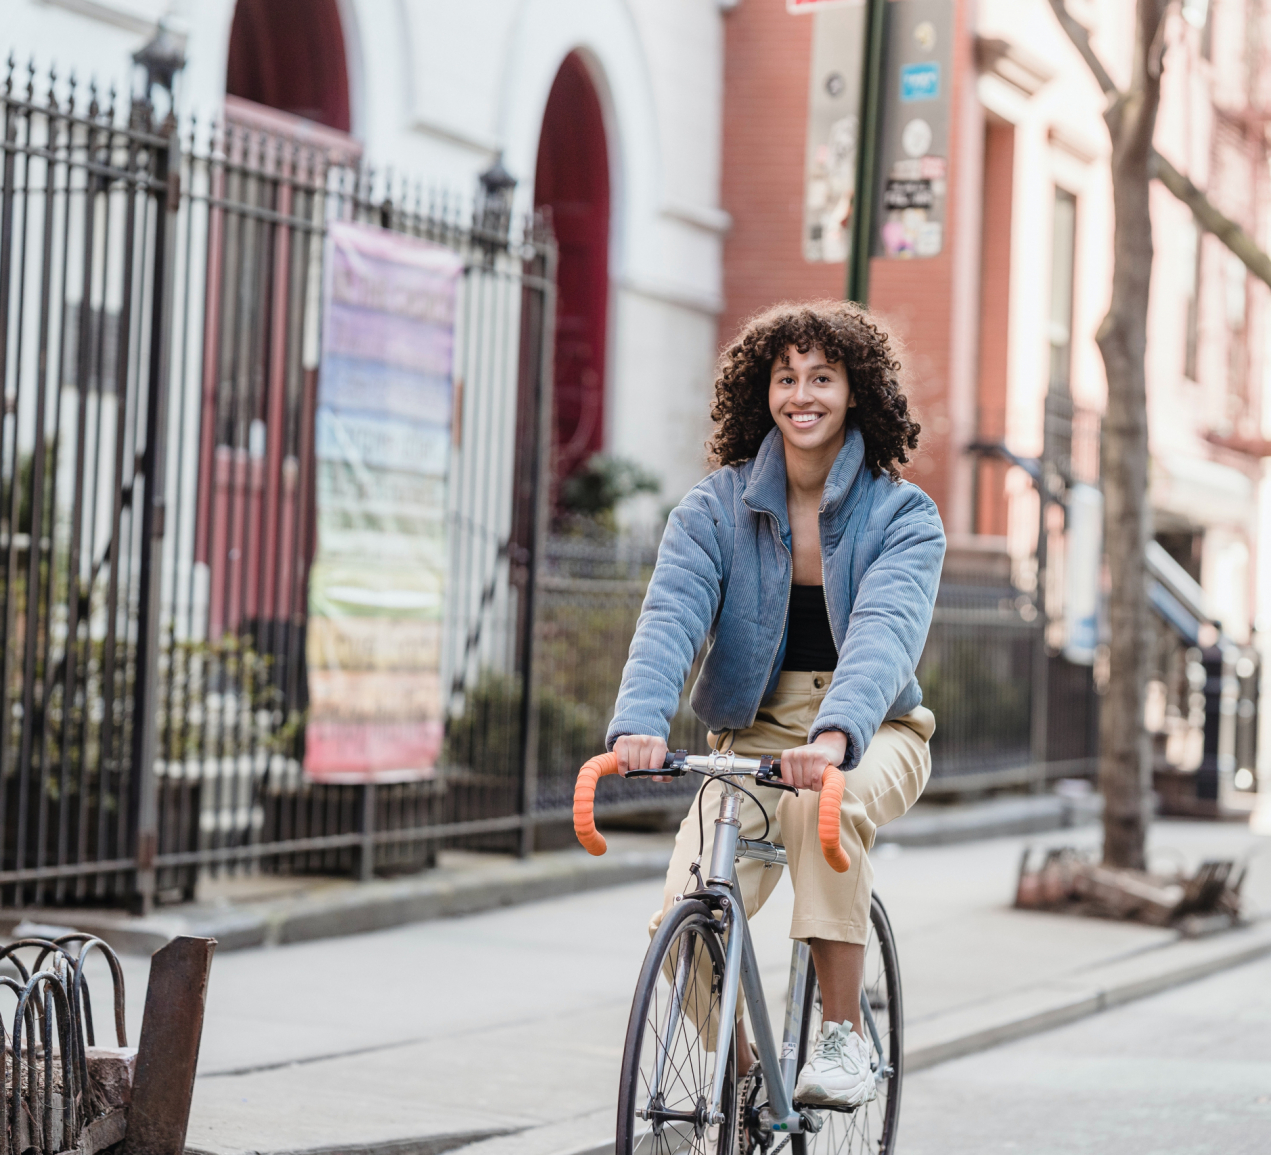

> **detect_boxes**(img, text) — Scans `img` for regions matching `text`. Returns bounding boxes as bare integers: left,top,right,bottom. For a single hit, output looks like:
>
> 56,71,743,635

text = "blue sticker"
900,62,940,102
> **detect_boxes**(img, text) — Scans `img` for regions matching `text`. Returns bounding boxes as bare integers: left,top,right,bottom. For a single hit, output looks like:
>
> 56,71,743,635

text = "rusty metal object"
1015,846,1244,927
120,937,216,1155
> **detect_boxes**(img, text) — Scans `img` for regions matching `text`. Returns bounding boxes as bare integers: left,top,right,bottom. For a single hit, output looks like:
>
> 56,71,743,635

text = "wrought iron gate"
0,69,560,908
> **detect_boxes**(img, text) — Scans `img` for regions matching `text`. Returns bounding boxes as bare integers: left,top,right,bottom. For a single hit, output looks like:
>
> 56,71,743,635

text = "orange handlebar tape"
818,767,851,873
574,752,621,855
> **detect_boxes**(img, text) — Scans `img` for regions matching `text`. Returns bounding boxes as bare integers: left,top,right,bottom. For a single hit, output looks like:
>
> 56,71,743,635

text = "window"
1048,188,1077,396
1182,221,1200,381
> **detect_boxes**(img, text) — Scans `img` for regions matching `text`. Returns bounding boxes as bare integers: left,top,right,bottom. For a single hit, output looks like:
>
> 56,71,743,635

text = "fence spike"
88,79,99,119
4,52,14,95
26,57,36,101
66,70,77,114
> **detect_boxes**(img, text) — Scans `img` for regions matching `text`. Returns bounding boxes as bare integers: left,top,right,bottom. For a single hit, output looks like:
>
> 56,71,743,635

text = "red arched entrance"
225,0,350,131
534,53,611,481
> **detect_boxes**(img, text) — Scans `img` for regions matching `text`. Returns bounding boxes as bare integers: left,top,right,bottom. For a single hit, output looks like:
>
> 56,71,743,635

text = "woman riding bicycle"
607,300,944,1112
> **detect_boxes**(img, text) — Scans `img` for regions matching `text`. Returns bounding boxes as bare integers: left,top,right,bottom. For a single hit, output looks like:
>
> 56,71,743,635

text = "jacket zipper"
818,502,840,656
821,582,839,657
759,516,794,703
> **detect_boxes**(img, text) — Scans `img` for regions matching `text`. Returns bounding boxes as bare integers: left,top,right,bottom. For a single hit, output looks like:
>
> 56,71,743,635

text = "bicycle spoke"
624,911,731,1155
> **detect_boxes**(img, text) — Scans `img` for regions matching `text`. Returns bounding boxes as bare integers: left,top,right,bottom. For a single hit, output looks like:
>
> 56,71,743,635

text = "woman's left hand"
779,731,849,791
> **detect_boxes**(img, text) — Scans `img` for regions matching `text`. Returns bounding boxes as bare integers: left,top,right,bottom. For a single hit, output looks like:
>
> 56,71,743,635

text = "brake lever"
755,755,798,795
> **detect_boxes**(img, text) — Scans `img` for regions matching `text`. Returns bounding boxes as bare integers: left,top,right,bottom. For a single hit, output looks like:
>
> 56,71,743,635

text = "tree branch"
1050,0,1271,290
1048,0,1120,96
1150,150,1271,289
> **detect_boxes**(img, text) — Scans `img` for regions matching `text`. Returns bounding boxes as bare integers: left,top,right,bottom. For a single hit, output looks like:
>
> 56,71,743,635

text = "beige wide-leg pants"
650,671,935,947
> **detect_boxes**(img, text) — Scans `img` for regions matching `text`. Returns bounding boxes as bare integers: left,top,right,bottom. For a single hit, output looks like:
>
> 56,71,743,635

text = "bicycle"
574,748,903,1155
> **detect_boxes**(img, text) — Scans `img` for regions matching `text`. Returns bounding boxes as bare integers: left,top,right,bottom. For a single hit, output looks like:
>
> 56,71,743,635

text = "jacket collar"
742,425,867,528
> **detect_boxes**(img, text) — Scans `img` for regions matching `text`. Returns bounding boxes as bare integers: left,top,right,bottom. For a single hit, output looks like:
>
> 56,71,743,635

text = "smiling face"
768,345,854,456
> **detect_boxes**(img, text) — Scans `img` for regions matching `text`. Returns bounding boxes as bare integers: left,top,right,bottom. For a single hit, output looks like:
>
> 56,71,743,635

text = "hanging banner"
305,222,464,783
801,1,868,262
873,0,953,259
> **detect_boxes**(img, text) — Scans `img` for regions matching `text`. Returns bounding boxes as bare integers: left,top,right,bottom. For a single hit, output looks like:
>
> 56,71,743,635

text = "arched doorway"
225,0,351,131
534,53,611,481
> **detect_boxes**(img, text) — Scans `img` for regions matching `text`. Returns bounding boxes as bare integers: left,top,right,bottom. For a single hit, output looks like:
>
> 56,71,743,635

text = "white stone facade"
5,0,728,510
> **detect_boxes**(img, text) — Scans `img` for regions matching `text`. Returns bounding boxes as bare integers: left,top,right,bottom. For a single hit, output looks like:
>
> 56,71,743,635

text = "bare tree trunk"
1094,0,1168,870
1052,0,1271,869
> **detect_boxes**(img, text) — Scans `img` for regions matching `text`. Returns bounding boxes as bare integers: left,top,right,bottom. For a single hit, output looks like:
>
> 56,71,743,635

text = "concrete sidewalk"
159,816,1270,1155
0,790,1103,957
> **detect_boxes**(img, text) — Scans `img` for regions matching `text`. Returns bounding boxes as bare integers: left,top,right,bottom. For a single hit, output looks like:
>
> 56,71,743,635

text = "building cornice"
619,273,723,316
662,200,733,235
32,0,158,37
975,36,1054,98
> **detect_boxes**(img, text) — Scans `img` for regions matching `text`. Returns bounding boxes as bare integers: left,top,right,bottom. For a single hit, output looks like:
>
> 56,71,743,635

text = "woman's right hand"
614,734,670,780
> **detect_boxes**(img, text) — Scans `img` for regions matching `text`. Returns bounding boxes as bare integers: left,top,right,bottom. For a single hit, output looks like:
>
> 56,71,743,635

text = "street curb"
903,917,1271,1071
875,794,1099,848
187,1130,515,1155
0,848,671,956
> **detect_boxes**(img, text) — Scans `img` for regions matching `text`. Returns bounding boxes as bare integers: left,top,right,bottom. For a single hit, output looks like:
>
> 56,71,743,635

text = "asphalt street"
50,818,1268,1154
900,953,1271,1154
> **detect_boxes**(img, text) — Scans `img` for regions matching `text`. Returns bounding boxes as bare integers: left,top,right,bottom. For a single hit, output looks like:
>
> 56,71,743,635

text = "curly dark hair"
709,300,920,479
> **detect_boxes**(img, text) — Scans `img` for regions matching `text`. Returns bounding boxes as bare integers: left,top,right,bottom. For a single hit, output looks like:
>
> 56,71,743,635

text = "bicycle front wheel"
617,898,736,1155
792,893,903,1155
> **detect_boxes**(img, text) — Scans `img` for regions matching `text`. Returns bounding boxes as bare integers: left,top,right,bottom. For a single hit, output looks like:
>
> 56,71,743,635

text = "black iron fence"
919,583,1098,794
0,70,576,906
0,67,170,907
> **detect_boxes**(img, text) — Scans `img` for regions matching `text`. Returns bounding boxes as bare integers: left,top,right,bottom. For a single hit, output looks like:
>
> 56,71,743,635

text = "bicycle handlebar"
573,752,621,856
572,751,851,873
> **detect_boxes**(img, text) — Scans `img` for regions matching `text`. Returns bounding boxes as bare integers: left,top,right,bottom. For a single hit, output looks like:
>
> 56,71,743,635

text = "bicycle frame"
646,765,888,1138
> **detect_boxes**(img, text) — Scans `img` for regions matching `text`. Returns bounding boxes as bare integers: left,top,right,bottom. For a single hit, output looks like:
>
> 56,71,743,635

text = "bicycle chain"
734,1061,792,1155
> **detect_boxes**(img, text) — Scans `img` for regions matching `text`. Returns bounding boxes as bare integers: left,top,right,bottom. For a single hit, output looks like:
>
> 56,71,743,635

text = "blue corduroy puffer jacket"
605,426,946,769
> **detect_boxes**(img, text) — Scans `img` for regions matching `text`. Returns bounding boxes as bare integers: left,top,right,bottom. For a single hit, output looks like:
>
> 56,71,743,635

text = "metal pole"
1030,491,1051,792
516,238,558,857
359,783,377,882
130,116,179,914
847,0,888,306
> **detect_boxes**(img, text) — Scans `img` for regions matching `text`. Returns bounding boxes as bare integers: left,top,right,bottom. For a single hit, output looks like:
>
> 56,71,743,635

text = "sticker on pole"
872,0,953,261
899,62,940,101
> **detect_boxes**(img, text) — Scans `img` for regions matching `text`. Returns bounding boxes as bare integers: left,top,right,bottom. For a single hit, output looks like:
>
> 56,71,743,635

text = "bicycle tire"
617,898,736,1155
791,893,904,1155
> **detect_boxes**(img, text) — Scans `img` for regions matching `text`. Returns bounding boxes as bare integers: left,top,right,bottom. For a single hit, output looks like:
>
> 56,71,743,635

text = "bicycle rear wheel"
617,898,736,1155
792,893,903,1155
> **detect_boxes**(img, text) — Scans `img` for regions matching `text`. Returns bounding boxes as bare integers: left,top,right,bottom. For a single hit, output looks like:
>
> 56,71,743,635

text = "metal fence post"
516,240,557,858
360,783,377,881
1030,489,1052,792
130,115,179,914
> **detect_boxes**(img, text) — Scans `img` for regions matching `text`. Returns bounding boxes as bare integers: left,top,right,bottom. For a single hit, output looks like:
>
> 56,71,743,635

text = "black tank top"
782,584,838,671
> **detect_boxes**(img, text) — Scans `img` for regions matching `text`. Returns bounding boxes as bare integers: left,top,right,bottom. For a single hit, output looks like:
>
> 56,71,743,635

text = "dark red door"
534,53,611,482
226,0,351,132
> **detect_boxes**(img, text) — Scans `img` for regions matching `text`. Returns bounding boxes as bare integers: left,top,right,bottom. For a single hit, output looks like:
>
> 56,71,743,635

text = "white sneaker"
794,1021,876,1108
